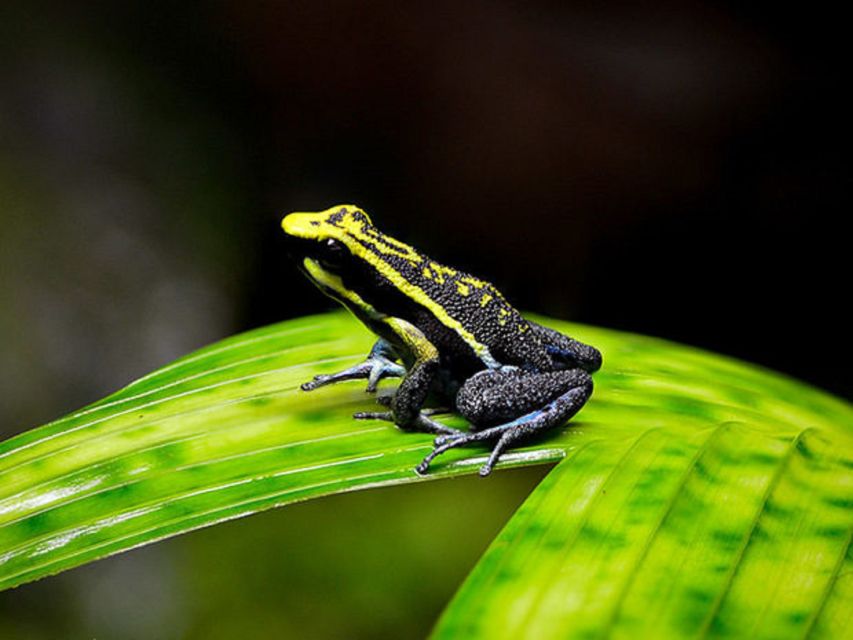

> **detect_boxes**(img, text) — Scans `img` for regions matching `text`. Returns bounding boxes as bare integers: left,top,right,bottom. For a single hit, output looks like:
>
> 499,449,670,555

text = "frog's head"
281,204,384,305
282,204,423,309
282,204,373,243
282,204,372,270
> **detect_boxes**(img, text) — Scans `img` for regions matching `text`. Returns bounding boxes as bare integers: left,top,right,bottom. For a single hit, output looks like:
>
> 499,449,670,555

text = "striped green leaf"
432,323,853,639
0,311,850,639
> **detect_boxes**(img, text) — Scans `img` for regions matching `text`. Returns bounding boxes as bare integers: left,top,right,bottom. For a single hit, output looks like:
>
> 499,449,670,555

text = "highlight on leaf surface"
0,311,850,639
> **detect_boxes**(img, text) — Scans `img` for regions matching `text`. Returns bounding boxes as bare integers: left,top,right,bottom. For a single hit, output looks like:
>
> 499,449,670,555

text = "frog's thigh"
456,368,592,429
417,368,593,475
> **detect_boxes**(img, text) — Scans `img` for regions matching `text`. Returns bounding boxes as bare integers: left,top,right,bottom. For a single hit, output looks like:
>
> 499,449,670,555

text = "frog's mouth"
281,232,317,262
284,236,350,279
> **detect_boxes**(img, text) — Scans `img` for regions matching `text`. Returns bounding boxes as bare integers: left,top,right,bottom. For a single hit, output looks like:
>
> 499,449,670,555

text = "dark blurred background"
0,1,848,637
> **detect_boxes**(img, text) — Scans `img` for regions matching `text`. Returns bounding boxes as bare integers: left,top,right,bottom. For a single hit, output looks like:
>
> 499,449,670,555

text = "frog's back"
344,226,548,370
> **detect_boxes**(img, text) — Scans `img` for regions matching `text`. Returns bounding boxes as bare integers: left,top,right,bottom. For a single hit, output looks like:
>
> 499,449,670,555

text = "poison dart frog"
281,205,602,476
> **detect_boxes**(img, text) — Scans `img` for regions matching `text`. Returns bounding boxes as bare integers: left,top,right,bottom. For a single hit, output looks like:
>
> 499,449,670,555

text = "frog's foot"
417,379,592,477
301,356,405,392
416,424,526,477
353,410,463,437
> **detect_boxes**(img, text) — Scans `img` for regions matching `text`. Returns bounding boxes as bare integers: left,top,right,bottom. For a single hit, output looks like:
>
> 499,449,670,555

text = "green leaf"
0,311,850,639
432,325,853,639
0,311,549,592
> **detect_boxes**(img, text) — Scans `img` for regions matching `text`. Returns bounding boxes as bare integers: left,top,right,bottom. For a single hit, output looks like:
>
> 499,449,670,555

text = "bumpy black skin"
414,322,600,476
287,209,602,475
343,252,539,367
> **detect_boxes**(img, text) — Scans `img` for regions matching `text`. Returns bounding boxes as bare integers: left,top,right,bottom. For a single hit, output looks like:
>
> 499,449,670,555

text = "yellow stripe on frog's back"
349,248,501,368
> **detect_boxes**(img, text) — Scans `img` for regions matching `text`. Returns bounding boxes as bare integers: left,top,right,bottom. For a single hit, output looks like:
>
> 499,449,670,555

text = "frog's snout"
281,212,322,238
280,214,321,262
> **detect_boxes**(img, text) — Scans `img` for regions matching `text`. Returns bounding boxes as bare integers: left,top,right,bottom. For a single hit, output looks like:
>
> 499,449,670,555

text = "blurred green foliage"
0,467,546,639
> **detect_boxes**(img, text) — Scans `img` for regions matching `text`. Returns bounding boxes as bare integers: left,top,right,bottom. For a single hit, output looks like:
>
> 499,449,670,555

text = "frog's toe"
416,432,486,474
365,359,406,392
412,413,461,436
433,431,468,446
353,410,393,422
301,374,337,391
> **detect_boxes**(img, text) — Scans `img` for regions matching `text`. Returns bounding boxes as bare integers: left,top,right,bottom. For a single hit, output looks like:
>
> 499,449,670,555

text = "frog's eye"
318,237,347,270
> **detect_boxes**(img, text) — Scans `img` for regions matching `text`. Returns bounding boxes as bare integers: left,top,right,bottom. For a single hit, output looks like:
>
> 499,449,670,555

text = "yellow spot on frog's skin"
460,275,488,289
517,323,529,334
426,262,457,284
422,267,432,279
428,263,445,284
499,308,510,317
362,234,422,263
480,293,493,307
350,223,422,264
456,282,470,296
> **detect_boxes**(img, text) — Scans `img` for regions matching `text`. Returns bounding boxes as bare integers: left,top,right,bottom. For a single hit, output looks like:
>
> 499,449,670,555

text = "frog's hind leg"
528,321,602,373
301,338,405,392
416,368,593,476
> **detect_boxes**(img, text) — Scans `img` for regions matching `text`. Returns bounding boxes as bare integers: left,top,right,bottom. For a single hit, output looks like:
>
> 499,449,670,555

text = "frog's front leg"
354,318,461,436
301,338,405,392
416,367,593,476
